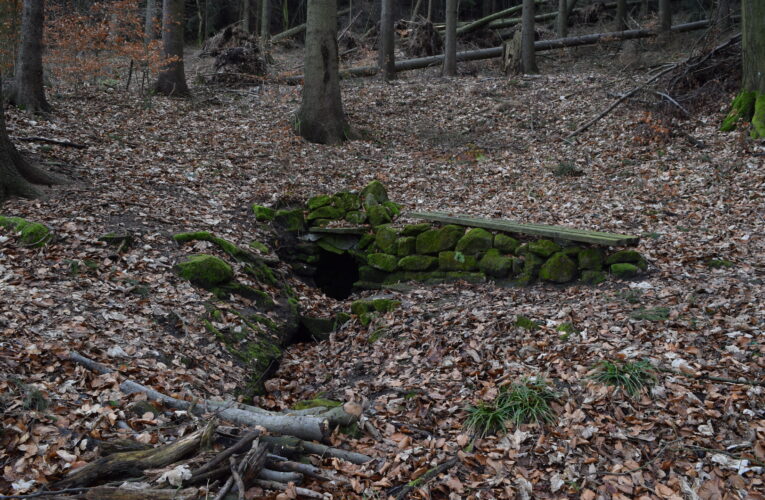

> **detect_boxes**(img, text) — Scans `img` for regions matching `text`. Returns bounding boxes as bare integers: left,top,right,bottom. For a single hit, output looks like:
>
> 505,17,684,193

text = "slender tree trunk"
521,0,538,73
556,0,568,37
155,0,190,96
615,0,626,31
13,0,50,114
426,0,432,22
658,0,671,40
443,0,457,75
713,0,731,31
411,0,422,22
296,0,350,144
380,0,395,80
243,0,251,33
145,0,157,42
0,78,62,203
261,0,271,41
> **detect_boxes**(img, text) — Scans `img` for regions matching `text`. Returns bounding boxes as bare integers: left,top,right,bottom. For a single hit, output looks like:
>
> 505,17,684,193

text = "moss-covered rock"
358,265,387,282
494,233,519,253
360,180,389,207
358,233,375,250
528,239,561,258
396,236,416,257
438,251,478,271
383,201,401,217
401,223,432,236
176,254,234,288
416,225,464,254
274,209,305,232
539,252,578,283
515,243,529,256
174,231,258,263
515,253,544,285
398,255,437,271
375,226,398,254
578,248,604,270
455,228,493,255
478,249,513,278
611,263,639,278
252,204,275,222
367,204,392,226
307,195,332,211
332,192,361,212
581,270,607,285
368,253,398,272
307,205,345,222
606,250,647,271
345,211,367,225
0,217,53,247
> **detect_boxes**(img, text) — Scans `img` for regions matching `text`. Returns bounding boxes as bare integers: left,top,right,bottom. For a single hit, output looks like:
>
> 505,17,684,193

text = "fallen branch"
68,351,335,441
11,136,88,149
0,488,88,499
55,421,216,488
83,487,200,500
260,436,373,464
191,429,260,479
390,456,459,500
253,480,326,499
658,366,765,387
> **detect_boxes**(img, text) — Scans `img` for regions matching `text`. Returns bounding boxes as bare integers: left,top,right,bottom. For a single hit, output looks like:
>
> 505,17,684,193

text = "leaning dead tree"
58,351,369,497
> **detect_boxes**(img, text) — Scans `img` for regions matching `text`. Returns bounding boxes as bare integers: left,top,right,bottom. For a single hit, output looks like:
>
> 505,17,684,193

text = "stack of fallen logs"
51,352,372,499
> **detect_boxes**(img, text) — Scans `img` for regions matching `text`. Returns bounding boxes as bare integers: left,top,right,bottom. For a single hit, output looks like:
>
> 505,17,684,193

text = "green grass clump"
515,315,538,331
464,379,557,437
706,259,734,269
590,360,657,397
630,307,670,321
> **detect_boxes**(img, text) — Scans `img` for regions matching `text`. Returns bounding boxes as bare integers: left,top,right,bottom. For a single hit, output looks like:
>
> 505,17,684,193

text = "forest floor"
1,33,765,499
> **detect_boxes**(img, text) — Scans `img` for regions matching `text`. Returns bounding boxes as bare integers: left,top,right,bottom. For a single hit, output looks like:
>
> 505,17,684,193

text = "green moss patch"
439,251,478,271
292,398,342,410
539,253,577,283
398,255,437,271
367,253,398,272
375,226,398,254
360,180,389,207
0,216,52,247
581,270,607,285
455,228,493,255
174,231,259,263
578,248,604,270
528,239,561,258
252,204,275,221
307,205,345,222
367,204,392,226
416,225,464,254
274,209,305,232
611,263,639,278
176,254,234,288
307,194,332,210
493,233,519,253
401,223,432,236
706,259,734,269
721,90,757,132
396,236,416,257
479,249,513,278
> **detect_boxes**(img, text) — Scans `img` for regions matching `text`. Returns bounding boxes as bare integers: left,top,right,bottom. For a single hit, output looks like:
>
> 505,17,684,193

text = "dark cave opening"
313,250,359,300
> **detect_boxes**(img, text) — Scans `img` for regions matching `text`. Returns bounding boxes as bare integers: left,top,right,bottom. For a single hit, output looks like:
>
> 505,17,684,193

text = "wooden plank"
407,212,639,246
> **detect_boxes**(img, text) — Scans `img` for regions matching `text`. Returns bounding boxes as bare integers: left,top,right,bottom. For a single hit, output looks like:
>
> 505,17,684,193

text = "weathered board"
407,212,640,247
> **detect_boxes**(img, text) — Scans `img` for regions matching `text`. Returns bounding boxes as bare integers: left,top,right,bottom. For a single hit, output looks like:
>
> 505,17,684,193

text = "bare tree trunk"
658,0,671,41
521,0,538,73
380,0,396,80
243,0,251,33
615,0,626,31
713,0,731,31
13,0,51,114
262,0,271,41
426,0,432,22
145,0,157,42
0,78,62,203
443,0,457,75
556,0,568,37
155,0,190,96
296,0,350,144
411,0,422,22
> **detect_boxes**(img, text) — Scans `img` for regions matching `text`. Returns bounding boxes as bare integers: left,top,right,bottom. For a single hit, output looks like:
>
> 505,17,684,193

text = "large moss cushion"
360,180,389,207
539,253,578,283
455,228,493,255
478,249,513,278
398,255,437,271
176,254,234,288
416,225,464,254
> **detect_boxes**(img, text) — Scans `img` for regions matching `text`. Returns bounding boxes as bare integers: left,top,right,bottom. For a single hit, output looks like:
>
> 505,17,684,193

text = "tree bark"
155,0,190,96
713,0,732,32
261,0,271,41
556,0,568,37
145,0,157,42
13,0,50,114
615,0,627,31
296,0,350,144
243,0,251,33
443,0,457,76
0,78,62,203
380,0,395,80
521,0,538,73
658,0,671,41
739,0,765,137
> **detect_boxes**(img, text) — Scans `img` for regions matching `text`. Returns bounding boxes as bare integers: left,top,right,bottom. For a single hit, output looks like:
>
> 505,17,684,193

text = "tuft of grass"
552,160,584,177
590,360,657,397
464,401,509,438
515,315,538,331
617,289,644,304
630,306,670,321
706,259,734,269
23,387,49,411
498,380,557,426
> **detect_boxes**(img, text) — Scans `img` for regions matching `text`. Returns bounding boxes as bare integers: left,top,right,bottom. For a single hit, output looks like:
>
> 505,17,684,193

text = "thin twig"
229,457,245,500
392,456,460,499
0,488,89,499
191,429,260,479
658,367,765,387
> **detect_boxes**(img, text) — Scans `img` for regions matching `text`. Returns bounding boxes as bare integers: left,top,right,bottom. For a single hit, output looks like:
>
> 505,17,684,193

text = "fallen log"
452,0,544,36
68,351,351,442
84,487,200,500
271,7,350,42
278,18,715,82
487,0,642,30
55,421,217,488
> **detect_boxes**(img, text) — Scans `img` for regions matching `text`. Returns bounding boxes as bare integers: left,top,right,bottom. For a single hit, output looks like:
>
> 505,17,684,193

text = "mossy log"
56,421,216,488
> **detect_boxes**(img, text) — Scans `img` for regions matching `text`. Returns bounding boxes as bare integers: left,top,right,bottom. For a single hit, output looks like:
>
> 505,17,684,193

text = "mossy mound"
396,236,416,256
539,253,578,283
578,248,604,270
307,205,344,222
611,263,640,278
0,216,53,247
360,180,389,207
174,231,259,263
605,250,647,270
398,255,437,271
333,192,361,212
307,194,332,211
401,223,431,236
345,211,367,224
367,204,392,226
176,254,233,289
479,249,513,278
528,239,561,258
455,228,493,255
416,225,464,254
351,298,400,315
274,209,305,232
721,90,765,139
